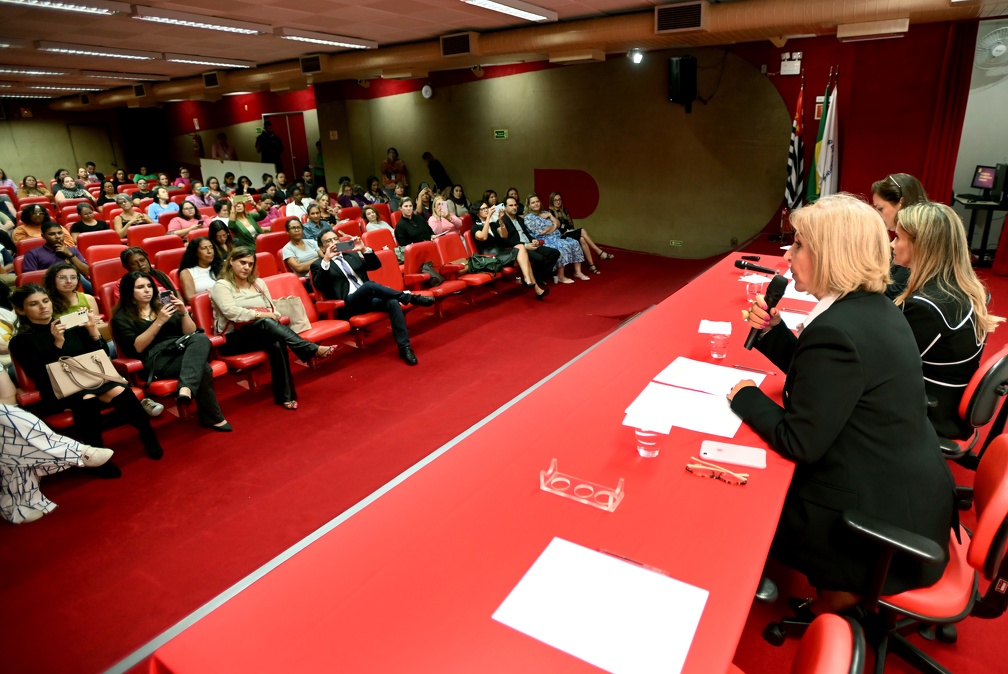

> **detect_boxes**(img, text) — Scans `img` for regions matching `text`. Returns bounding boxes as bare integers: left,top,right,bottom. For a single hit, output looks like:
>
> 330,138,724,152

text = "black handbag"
467,254,505,274
145,329,203,384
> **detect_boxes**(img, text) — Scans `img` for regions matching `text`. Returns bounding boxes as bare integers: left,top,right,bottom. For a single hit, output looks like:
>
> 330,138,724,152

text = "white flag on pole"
816,84,838,197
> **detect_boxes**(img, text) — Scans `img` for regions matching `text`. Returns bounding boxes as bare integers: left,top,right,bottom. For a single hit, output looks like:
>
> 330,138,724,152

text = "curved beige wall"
334,49,787,258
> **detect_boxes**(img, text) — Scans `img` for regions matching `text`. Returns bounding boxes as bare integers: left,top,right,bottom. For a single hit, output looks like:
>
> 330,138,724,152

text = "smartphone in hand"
59,309,89,328
158,290,175,306
336,240,355,252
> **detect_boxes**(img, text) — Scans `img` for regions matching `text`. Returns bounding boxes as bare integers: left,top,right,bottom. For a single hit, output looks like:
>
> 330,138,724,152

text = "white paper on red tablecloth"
622,381,744,438
653,357,765,396
493,537,709,674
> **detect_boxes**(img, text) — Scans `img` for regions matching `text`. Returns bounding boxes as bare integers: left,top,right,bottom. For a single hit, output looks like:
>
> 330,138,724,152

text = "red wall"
733,22,953,202
165,89,316,134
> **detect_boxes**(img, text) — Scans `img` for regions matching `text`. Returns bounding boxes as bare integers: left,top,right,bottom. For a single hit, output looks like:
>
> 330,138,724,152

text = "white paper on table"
623,381,745,438
698,320,731,335
778,310,807,331
653,356,765,395
779,272,817,303
493,538,709,674
738,273,769,284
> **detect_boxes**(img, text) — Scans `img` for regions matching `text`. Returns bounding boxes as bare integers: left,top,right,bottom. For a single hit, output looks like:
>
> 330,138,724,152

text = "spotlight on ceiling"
628,48,644,64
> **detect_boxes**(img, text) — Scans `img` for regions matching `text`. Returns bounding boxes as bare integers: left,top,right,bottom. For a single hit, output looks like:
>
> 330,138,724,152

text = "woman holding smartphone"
112,272,230,431
9,285,164,465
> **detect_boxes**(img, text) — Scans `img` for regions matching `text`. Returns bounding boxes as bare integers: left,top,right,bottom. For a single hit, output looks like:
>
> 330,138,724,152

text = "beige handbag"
272,296,312,333
46,351,127,399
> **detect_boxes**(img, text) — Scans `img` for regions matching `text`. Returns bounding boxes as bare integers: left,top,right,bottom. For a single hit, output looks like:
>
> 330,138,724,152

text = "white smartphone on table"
699,440,767,469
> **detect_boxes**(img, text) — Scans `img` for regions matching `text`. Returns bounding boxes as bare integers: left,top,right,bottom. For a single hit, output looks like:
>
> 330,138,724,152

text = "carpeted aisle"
0,249,709,674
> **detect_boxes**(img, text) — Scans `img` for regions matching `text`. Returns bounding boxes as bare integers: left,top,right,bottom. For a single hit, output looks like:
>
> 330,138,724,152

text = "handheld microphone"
743,275,789,351
735,259,779,275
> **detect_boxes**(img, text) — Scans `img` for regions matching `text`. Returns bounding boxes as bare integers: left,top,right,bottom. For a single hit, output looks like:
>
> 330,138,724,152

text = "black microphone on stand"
735,259,779,275
743,275,789,351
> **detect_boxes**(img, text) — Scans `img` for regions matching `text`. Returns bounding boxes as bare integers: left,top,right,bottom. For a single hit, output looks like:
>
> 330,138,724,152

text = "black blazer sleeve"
310,259,341,300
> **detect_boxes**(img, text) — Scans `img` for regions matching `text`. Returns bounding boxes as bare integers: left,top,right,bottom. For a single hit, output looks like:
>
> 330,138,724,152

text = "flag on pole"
816,84,838,197
806,82,831,204
785,86,804,211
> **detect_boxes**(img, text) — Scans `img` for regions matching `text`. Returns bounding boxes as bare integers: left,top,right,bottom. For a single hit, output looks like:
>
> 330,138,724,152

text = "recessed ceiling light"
36,41,159,60
1,93,53,98
0,37,28,48
273,27,376,49
82,69,170,81
163,53,254,69
131,7,270,35
460,0,557,22
0,0,128,15
223,91,253,96
0,65,66,75
628,48,644,64
29,85,103,91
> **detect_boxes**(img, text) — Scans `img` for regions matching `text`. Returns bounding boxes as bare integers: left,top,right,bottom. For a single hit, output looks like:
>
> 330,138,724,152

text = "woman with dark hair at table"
549,191,613,275
871,173,927,298
729,193,955,616
112,271,230,431
210,247,335,410
892,201,1003,439
9,284,164,464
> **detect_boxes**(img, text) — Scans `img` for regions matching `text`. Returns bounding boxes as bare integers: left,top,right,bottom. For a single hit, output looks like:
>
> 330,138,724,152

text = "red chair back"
91,259,125,307
0,185,16,203
434,232,470,264
255,252,278,278
338,206,361,221
459,214,473,238
968,434,1008,578
369,250,406,291
154,247,186,272
190,291,216,335
85,244,127,267
263,273,320,322
116,183,138,194
99,284,118,321
13,256,23,276
188,227,210,241
169,194,188,206
789,614,864,674
136,198,154,213
101,202,118,221
58,198,90,212
403,240,441,274
61,205,82,221
959,343,1008,429
373,203,393,224
77,229,122,254
334,219,362,238
141,235,183,260
391,210,403,227
17,270,47,286
198,207,215,219
463,229,479,256
126,223,166,248
362,228,397,252
254,231,289,261
64,214,82,227
15,238,45,257
157,211,177,228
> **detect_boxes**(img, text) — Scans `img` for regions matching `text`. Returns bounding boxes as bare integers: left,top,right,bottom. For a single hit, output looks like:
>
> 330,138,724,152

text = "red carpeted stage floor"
1,240,1005,674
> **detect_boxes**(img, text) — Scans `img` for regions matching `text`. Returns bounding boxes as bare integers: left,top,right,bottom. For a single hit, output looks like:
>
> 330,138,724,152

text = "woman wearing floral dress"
523,194,589,284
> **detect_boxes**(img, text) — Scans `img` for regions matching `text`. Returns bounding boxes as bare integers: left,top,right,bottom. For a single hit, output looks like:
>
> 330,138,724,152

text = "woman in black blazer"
728,194,955,616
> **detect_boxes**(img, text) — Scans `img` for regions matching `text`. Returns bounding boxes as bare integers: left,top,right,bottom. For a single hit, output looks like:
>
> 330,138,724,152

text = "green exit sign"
493,129,509,140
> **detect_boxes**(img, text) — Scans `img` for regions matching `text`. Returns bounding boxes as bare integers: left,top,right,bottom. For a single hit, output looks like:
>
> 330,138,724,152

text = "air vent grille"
655,2,706,34
441,32,478,57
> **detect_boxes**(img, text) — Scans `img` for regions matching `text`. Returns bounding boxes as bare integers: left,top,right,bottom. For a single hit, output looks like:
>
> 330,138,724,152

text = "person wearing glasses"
891,202,1003,440
870,173,927,298
728,194,955,617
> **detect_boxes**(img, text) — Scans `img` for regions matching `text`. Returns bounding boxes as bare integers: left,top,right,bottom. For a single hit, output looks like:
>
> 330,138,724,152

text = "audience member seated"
205,177,226,204
147,187,180,222
208,220,234,262
428,195,462,237
362,205,394,235
133,166,157,183
113,246,177,304
25,221,91,289
95,180,118,208
274,172,293,199
892,201,1004,439
53,168,71,186
168,201,206,241
285,186,312,220
178,237,221,304
506,187,525,216
311,230,433,365
0,283,16,369
257,194,282,230
112,272,231,432
380,147,408,196
524,194,588,284
185,180,214,209
130,178,156,206
871,173,928,298
482,189,499,211
336,181,368,210
54,175,95,207
222,173,238,194
17,175,53,200
302,204,331,244
472,201,547,299
315,193,340,224
111,169,129,190
69,202,111,244
495,196,560,293
280,217,320,281
395,198,435,246
728,194,956,616
84,162,104,184
210,247,335,410
155,173,176,192
13,204,75,246
44,262,105,336
445,184,474,219
75,168,92,186
112,194,153,238
228,198,265,250
173,167,191,190
260,183,284,208
0,403,115,524
234,175,258,196
549,191,613,275
297,168,315,198
415,185,434,220
9,284,164,463
364,176,389,205
388,182,406,212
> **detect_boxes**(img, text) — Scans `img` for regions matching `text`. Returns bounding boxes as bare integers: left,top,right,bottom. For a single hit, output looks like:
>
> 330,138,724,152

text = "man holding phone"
310,231,434,365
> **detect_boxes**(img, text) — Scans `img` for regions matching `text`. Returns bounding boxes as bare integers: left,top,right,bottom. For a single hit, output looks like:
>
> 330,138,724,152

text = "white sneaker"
141,398,164,417
80,446,114,467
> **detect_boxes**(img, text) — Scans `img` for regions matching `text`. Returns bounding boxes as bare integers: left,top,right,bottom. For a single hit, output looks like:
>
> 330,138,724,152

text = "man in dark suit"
495,196,560,285
310,230,434,365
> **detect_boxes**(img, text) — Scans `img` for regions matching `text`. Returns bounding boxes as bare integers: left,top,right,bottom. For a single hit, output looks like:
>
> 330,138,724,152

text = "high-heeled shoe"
282,401,299,411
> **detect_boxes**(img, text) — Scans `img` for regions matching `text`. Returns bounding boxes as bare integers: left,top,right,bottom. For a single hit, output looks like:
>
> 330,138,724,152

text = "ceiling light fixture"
0,0,128,15
273,27,377,49
0,65,66,75
460,0,557,22
131,7,269,35
82,69,170,81
36,41,158,59
1,93,53,98
628,48,644,64
0,37,28,48
29,85,102,91
163,53,254,69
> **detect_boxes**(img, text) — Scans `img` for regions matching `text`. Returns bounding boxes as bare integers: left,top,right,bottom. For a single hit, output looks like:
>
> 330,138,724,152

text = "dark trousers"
526,245,561,282
340,281,410,349
219,318,317,404
69,389,161,452
146,333,224,425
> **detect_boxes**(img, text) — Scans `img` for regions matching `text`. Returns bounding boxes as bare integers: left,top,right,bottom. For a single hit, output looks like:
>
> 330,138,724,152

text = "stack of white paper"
493,538,709,674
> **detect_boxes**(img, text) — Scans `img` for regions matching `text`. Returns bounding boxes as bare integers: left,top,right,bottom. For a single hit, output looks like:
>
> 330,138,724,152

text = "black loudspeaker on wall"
668,55,698,113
